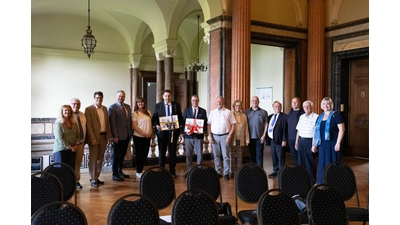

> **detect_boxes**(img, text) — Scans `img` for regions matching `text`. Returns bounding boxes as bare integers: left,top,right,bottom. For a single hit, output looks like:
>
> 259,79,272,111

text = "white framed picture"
159,115,179,131
256,87,273,102
184,118,204,134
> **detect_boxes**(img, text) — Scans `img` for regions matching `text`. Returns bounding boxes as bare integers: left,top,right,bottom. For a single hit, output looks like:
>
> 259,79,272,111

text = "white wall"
31,49,131,118
250,44,284,114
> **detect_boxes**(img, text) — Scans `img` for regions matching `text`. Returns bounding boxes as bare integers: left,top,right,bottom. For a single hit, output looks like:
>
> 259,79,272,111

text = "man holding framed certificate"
152,90,183,178
182,95,208,178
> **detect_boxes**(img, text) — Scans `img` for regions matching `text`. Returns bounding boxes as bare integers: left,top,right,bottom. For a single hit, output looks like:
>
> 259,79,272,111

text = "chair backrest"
307,184,348,225
140,166,176,210
186,164,222,202
43,162,77,204
107,193,160,225
235,163,269,213
31,201,88,225
278,164,313,199
323,161,360,206
257,189,300,225
31,171,63,216
171,189,220,225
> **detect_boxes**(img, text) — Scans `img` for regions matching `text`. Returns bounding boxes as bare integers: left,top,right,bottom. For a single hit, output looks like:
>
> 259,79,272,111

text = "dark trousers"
53,149,76,171
270,141,285,173
158,131,178,174
297,138,317,184
249,139,264,168
288,139,298,164
133,135,151,173
112,139,129,176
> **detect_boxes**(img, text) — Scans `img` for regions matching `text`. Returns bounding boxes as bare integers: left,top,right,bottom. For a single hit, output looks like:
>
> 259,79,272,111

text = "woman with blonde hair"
53,104,80,170
132,97,153,179
312,97,345,184
230,100,250,177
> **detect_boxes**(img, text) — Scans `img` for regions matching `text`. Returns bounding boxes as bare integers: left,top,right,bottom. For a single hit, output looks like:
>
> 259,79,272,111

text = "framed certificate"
159,115,179,131
184,118,204,134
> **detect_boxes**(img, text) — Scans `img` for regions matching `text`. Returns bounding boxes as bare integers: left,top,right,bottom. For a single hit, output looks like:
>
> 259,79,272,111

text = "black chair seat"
220,215,238,225
238,210,258,225
347,207,369,221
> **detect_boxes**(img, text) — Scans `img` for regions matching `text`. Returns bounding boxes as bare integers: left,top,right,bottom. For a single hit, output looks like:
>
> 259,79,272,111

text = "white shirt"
207,107,236,134
267,113,280,139
296,112,319,138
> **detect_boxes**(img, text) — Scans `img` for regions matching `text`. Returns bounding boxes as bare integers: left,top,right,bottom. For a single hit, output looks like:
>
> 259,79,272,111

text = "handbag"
292,194,307,214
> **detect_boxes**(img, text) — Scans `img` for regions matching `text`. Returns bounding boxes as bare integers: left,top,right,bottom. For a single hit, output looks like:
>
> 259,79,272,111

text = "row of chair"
236,162,369,225
31,162,77,216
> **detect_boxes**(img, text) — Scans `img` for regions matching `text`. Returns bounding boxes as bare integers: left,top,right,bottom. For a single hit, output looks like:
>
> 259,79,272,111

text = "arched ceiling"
31,0,222,56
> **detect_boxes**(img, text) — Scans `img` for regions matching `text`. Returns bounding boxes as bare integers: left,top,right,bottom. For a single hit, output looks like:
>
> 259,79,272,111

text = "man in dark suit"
152,90,183,178
265,101,288,178
182,95,208,178
108,90,133,181
85,91,111,187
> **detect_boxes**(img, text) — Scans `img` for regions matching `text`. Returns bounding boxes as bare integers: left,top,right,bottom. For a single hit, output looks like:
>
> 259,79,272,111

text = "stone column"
207,16,232,111
156,59,165,103
231,0,251,109
152,39,179,101
129,53,142,107
307,0,325,114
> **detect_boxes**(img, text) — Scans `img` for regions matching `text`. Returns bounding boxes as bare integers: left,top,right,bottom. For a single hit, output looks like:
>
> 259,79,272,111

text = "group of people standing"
53,90,154,188
185,95,345,185
52,88,344,188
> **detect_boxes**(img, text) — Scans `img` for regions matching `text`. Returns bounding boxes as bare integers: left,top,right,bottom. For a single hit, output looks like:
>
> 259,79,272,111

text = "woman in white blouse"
132,97,153,179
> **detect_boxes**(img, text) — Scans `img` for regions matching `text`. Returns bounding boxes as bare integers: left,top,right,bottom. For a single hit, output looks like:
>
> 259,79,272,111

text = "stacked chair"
235,163,269,225
31,171,63,216
278,164,313,224
306,184,349,225
140,166,176,224
32,201,87,225
257,188,301,225
186,164,238,225
323,161,369,224
171,189,220,225
107,193,159,225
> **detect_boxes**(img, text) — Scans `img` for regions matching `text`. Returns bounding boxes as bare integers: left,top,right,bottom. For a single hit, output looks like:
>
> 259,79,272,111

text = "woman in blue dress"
312,97,345,184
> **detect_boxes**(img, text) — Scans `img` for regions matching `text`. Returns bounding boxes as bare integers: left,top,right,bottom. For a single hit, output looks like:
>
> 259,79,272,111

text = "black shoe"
91,182,99,187
119,172,130,178
184,173,188,179
224,175,230,180
268,172,277,178
171,173,177,178
76,182,83,189
231,173,235,178
112,175,124,181
96,179,105,185
218,174,223,178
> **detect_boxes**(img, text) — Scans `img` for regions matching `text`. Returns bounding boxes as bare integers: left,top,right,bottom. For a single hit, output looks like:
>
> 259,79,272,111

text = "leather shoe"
184,173,188,179
119,172,130,178
171,173,177,178
268,172,278,178
97,179,105,185
218,174,223,178
224,174,230,180
76,182,83,189
112,175,124,181
91,182,99,187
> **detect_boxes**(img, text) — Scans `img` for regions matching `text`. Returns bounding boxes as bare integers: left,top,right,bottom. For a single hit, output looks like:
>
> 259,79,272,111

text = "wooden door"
348,59,369,158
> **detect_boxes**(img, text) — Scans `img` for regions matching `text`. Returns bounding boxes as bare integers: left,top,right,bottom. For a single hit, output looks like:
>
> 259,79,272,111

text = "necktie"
167,104,171,116
269,114,277,132
121,104,126,117
193,108,197,118
76,114,84,140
